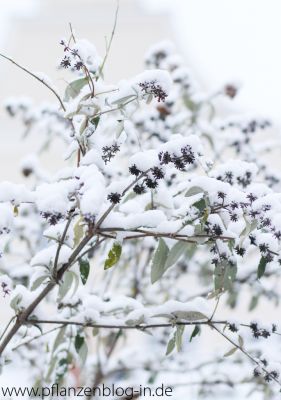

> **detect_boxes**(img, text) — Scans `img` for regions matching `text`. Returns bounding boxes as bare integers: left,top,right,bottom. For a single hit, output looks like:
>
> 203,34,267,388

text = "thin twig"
0,316,17,342
0,232,98,356
0,53,66,111
98,0,119,80
53,215,73,281
26,319,221,330
12,325,63,351
210,323,281,386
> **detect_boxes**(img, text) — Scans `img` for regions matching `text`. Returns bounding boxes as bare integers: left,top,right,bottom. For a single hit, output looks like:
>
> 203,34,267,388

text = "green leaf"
241,219,258,238
74,334,84,353
194,224,203,235
227,290,238,309
64,77,88,101
146,93,154,104
126,315,145,326
92,327,99,337
214,260,237,292
32,324,43,335
257,257,267,279
58,271,75,301
79,259,90,285
240,219,258,246
104,242,122,270
78,341,88,366
111,94,136,106
183,96,198,112
249,295,259,311
79,117,88,135
166,335,176,356
73,217,84,247
166,326,185,355
53,326,67,353
193,198,206,212
90,116,100,130
238,335,244,348
185,243,197,258
150,238,169,283
30,275,48,291
10,294,22,312
56,355,70,382
224,347,238,357
165,241,186,269
185,186,204,197
46,355,58,382
189,325,201,342
175,325,185,351
174,311,207,321
74,333,88,365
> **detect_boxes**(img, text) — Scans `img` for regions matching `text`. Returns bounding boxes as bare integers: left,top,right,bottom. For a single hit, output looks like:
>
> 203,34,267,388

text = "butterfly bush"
0,34,281,399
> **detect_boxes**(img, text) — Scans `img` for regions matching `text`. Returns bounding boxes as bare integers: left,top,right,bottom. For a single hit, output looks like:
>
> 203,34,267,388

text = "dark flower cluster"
249,322,276,339
264,173,280,189
102,143,120,164
213,193,276,261
258,244,274,263
205,222,224,237
221,118,271,135
210,245,235,268
128,162,166,195
216,170,254,188
129,164,141,176
158,145,195,171
139,80,168,102
60,55,72,69
59,39,85,72
1,282,10,297
133,184,146,195
133,166,165,194
83,213,95,225
253,364,280,383
5,99,31,119
40,211,64,225
235,246,246,257
145,49,169,68
237,171,253,188
0,227,10,235
22,166,34,177
223,84,239,99
228,323,239,333
221,118,271,153
107,192,122,204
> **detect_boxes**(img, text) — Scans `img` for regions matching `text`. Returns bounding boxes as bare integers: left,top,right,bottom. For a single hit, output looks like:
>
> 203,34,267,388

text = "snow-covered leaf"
104,242,122,270
30,275,49,291
74,218,84,247
64,77,88,101
175,325,185,351
166,335,176,356
79,258,90,285
224,347,238,357
189,325,201,342
151,238,169,283
257,256,267,279
165,241,186,269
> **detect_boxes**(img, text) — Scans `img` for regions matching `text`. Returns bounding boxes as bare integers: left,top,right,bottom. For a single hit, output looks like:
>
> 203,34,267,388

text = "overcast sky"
143,0,281,123
2,0,281,122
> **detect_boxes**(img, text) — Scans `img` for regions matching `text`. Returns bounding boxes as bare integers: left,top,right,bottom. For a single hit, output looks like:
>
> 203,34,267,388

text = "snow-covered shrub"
0,28,281,399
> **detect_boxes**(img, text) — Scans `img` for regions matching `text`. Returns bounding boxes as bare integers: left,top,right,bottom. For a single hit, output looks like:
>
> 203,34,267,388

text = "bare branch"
0,53,66,111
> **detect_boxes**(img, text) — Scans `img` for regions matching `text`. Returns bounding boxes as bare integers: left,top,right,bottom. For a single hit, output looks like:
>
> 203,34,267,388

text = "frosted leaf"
31,245,72,268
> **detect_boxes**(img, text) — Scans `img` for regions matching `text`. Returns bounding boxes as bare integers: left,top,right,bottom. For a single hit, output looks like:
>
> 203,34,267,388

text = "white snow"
30,245,72,267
